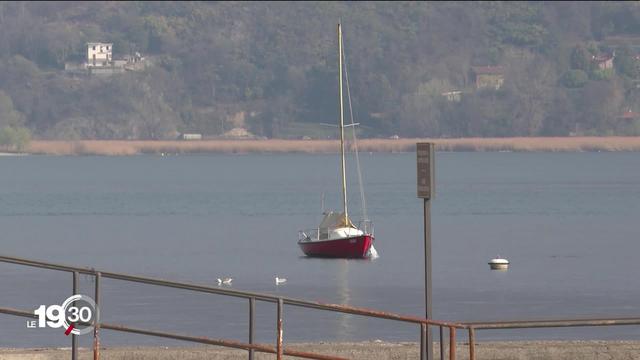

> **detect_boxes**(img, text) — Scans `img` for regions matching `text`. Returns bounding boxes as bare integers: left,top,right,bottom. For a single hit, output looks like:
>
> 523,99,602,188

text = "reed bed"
24,137,640,156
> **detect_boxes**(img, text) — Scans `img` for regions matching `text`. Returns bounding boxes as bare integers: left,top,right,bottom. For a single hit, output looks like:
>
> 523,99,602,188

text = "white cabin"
87,42,113,67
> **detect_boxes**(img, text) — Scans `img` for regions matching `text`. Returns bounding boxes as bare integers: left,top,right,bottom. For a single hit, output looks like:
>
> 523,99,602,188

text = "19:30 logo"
29,295,99,336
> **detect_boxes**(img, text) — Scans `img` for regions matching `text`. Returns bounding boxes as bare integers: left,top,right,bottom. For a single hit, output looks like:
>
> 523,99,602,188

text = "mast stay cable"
341,31,368,226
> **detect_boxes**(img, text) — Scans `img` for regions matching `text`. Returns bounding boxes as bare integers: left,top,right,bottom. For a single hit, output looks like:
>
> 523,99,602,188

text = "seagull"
217,277,233,286
275,277,287,285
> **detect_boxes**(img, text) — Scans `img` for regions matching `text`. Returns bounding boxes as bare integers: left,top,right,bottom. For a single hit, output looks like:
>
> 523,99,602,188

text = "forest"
1,1,640,141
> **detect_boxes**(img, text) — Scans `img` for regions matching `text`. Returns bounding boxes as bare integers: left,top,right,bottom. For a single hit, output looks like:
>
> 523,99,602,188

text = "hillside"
1,2,640,140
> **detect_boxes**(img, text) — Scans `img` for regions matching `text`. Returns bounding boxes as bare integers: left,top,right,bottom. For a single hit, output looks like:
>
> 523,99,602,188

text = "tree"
0,90,26,128
1,1,640,139
503,56,556,135
570,45,592,71
13,126,30,151
0,126,31,151
132,82,178,140
578,80,624,133
561,69,588,88
613,46,639,78
591,68,614,81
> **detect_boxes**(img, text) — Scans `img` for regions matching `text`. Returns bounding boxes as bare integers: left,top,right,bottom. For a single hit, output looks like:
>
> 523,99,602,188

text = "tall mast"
338,23,348,225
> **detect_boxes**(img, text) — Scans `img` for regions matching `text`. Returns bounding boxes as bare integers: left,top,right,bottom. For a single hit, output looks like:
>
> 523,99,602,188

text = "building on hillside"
222,127,259,139
441,90,462,102
616,109,640,134
65,43,147,76
471,66,505,90
87,42,113,67
592,53,614,70
178,133,203,140
618,109,640,120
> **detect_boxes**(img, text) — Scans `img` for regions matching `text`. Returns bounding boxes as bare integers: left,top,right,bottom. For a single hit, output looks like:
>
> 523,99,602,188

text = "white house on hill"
87,42,112,67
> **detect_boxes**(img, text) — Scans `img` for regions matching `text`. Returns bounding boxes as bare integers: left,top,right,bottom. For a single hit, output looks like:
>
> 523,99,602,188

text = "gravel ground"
2,340,640,360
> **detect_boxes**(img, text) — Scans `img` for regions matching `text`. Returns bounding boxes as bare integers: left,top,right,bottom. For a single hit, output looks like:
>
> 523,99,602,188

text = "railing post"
276,298,283,360
420,323,427,360
468,327,475,360
449,327,456,360
248,297,255,360
423,197,433,360
439,326,444,360
72,271,78,360
93,272,101,360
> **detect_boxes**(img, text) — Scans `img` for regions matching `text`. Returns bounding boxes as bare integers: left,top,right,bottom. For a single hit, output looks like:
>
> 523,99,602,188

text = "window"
92,46,96,50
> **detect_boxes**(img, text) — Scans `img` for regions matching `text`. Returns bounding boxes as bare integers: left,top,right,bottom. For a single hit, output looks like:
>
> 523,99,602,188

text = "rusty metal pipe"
420,323,427,360
72,271,78,360
249,297,255,360
0,307,345,360
439,326,444,360
100,322,347,360
93,272,101,360
285,300,464,328
449,327,456,360
0,307,35,318
465,318,640,329
0,254,466,329
277,298,284,360
468,327,475,360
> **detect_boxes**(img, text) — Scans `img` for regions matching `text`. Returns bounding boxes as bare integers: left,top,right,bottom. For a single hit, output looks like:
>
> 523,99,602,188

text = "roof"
618,110,640,119
222,127,256,138
472,66,504,75
87,42,113,46
592,54,614,63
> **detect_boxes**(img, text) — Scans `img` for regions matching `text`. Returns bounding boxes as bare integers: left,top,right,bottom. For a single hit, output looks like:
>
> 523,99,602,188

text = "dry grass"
24,137,640,155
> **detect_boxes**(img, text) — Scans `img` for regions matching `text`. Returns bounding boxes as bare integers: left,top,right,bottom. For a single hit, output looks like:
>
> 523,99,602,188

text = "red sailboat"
298,23,377,259
298,212,374,258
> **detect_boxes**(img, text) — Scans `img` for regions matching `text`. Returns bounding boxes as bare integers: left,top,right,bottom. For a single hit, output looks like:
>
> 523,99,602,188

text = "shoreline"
2,340,640,359
9,136,640,156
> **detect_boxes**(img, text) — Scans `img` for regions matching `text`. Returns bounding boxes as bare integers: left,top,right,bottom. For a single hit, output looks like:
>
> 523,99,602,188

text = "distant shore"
14,137,640,156
3,340,640,359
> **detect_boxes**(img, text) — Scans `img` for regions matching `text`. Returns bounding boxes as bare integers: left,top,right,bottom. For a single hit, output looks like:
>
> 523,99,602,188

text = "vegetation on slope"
1,2,640,140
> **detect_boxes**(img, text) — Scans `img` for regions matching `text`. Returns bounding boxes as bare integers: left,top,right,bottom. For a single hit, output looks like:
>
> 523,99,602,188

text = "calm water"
1,152,640,348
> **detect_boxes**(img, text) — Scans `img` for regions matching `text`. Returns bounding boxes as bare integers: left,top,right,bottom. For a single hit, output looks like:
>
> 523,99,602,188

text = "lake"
1,152,639,347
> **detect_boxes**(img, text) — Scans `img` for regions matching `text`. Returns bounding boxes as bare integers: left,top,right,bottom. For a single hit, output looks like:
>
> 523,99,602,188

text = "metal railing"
298,228,320,242
3,254,640,360
0,254,466,360
356,220,374,236
460,317,640,360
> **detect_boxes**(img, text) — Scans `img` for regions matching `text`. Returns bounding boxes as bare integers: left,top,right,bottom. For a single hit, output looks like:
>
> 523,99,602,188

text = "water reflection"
337,259,354,339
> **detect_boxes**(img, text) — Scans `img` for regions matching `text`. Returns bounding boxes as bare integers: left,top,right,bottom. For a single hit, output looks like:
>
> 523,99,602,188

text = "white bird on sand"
217,277,233,286
275,277,287,285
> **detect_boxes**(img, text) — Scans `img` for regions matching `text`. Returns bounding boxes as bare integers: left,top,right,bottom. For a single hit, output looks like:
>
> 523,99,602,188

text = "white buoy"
488,257,509,270
275,277,287,285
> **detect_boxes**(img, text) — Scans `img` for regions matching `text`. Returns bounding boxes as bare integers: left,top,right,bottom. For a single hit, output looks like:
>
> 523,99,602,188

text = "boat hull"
298,234,374,258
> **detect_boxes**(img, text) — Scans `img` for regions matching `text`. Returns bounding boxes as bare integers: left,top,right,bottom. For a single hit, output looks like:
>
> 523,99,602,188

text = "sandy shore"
2,341,640,360
17,137,640,155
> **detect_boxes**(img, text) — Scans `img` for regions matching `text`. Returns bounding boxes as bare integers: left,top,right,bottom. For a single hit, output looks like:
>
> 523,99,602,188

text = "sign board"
417,142,435,199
